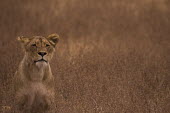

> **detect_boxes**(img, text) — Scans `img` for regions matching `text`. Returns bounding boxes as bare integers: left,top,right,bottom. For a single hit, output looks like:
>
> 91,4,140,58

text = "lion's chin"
35,61,48,68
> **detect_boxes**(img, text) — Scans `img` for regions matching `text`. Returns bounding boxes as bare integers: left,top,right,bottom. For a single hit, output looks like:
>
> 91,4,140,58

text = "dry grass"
0,0,170,113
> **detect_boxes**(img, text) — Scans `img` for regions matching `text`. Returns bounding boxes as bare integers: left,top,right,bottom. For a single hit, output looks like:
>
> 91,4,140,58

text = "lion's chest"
30,69,45,81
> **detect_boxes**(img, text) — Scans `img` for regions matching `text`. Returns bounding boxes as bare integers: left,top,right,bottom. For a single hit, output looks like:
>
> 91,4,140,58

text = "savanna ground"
0,0,170,113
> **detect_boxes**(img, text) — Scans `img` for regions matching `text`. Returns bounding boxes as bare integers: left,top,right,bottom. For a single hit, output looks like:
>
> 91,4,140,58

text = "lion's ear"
47,33,59,47
17,36,30,44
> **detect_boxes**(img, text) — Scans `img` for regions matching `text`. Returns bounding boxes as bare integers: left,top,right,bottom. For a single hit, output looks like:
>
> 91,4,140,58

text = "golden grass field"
0,0,170,113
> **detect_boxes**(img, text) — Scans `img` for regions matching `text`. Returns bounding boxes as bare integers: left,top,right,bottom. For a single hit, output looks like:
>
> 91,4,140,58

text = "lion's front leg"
41,89,55,113
15,90,35,113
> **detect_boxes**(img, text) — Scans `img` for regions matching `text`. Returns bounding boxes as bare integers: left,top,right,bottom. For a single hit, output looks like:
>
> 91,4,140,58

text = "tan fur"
14,34,59,113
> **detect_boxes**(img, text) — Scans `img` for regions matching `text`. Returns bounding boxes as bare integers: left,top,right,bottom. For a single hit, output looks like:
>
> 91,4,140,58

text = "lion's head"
18,34,59,66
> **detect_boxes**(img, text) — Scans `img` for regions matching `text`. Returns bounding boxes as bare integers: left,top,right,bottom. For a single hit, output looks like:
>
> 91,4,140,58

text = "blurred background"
0,0,170,113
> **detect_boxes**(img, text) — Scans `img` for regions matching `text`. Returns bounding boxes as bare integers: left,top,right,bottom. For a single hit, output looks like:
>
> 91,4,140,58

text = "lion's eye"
31,44,36,47
46,44,50,47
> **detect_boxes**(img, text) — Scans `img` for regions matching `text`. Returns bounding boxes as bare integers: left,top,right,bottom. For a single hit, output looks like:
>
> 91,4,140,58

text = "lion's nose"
38,52,47,57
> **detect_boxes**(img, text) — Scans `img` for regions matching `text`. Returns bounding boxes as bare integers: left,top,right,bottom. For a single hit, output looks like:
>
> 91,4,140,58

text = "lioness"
14,34,59,113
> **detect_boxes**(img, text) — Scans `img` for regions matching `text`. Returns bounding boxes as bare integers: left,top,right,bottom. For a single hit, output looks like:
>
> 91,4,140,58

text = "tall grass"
0,0,169,113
